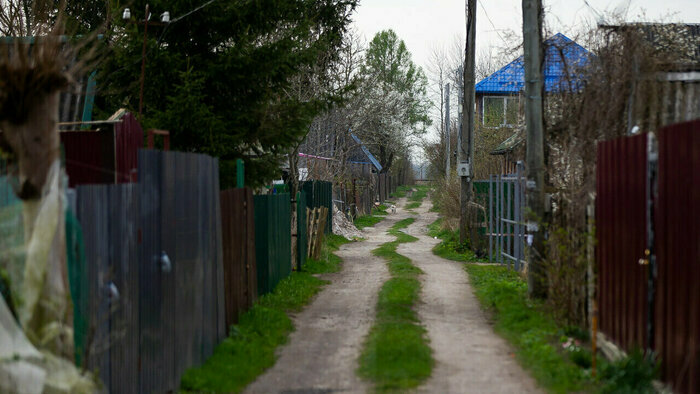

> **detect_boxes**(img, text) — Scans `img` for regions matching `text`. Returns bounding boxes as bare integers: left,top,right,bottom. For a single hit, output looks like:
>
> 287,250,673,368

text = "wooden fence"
596,119,700,393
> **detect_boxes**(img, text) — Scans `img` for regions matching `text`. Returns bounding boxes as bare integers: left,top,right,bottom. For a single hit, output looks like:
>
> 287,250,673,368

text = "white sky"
352,0,700,74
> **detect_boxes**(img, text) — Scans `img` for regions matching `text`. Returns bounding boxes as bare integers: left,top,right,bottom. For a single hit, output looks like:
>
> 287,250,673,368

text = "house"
475,33,590,128
475,33,590,173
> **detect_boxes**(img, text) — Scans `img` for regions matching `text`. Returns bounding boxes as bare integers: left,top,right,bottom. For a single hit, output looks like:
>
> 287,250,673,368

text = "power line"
477,0,508,47
170,0,220,24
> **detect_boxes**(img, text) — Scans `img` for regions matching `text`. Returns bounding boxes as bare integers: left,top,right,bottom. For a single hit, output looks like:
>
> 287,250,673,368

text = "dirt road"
399,201,540,393
245,200,409,394
246,198,539,393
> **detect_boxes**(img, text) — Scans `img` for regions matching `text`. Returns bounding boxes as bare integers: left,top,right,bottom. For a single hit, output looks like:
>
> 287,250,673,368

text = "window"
483,96,520,127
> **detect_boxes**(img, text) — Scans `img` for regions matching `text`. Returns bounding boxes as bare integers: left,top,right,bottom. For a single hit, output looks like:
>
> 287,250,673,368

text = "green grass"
463,265,659,393
427,218,483,262
464,265,589,393
390,185,412,198
405,185,430,211
404,201,421,210
359,218,433,391
354,204,389,229
303,234,352,273
180,235,351,393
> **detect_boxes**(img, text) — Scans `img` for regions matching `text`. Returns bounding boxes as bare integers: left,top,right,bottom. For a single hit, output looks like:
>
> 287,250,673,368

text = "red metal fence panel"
596,133,649,351
114,112,143,183
61,131,115,187
220,188,257,328
654,120,700,394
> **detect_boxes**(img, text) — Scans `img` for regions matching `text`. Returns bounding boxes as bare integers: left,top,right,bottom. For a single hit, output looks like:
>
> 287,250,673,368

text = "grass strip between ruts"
358,217,433,392
180,234,350,393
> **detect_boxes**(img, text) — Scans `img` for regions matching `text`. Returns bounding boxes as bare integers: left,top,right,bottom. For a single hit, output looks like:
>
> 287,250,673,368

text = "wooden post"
460,0,476,244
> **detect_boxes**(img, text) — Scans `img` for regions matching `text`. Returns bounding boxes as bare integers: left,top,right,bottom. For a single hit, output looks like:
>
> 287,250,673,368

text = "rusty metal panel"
596,133,649,351
654,119,700,394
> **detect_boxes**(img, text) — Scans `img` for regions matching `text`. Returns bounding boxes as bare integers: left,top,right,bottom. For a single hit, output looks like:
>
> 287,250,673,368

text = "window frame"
482,95,520,128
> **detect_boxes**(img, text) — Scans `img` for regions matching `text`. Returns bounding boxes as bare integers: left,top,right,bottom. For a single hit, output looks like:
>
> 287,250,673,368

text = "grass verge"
427,218,483,262
354,204,388,230
180,234,351,393
465,265,589,393
358,218,433,391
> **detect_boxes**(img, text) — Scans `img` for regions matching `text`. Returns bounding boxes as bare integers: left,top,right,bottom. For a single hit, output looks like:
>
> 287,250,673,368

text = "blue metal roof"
475,33,590,94
350,133,383,172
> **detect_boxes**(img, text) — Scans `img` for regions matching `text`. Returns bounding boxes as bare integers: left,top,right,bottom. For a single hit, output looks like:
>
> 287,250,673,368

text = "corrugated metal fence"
654,120,699,394
75,149,225,394
596,119,700,393
301,180,332,234
254,193,292,296
61,112,143,187
220,188,257,328
297,191,308,270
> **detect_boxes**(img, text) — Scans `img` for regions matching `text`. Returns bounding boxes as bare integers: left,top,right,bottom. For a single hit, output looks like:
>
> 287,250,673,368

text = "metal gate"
487,162,527,271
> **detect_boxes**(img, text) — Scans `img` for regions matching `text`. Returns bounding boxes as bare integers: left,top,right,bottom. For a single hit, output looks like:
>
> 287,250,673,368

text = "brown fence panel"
596,133,649,351
220,188,257,328
654,120,700,394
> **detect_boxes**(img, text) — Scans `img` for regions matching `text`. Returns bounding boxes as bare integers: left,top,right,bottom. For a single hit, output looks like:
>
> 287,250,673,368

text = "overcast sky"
352,0,700,74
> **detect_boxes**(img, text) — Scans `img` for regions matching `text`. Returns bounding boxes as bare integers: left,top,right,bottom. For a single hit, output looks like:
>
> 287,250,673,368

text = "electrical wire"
477,0,509,48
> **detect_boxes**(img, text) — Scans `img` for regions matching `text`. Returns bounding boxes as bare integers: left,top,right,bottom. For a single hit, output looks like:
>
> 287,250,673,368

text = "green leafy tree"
93,0,357,187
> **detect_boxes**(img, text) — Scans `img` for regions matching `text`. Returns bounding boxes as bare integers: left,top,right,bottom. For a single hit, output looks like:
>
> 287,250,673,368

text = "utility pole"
522,0,547,298
445,83,450,179
460,0,476,244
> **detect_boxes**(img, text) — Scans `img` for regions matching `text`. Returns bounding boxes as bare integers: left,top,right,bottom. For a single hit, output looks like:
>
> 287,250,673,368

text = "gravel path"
398,200,541,394
245,199,408,394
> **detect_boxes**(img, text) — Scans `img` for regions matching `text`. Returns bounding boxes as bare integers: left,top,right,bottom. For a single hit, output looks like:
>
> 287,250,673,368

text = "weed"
600,349,659,394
